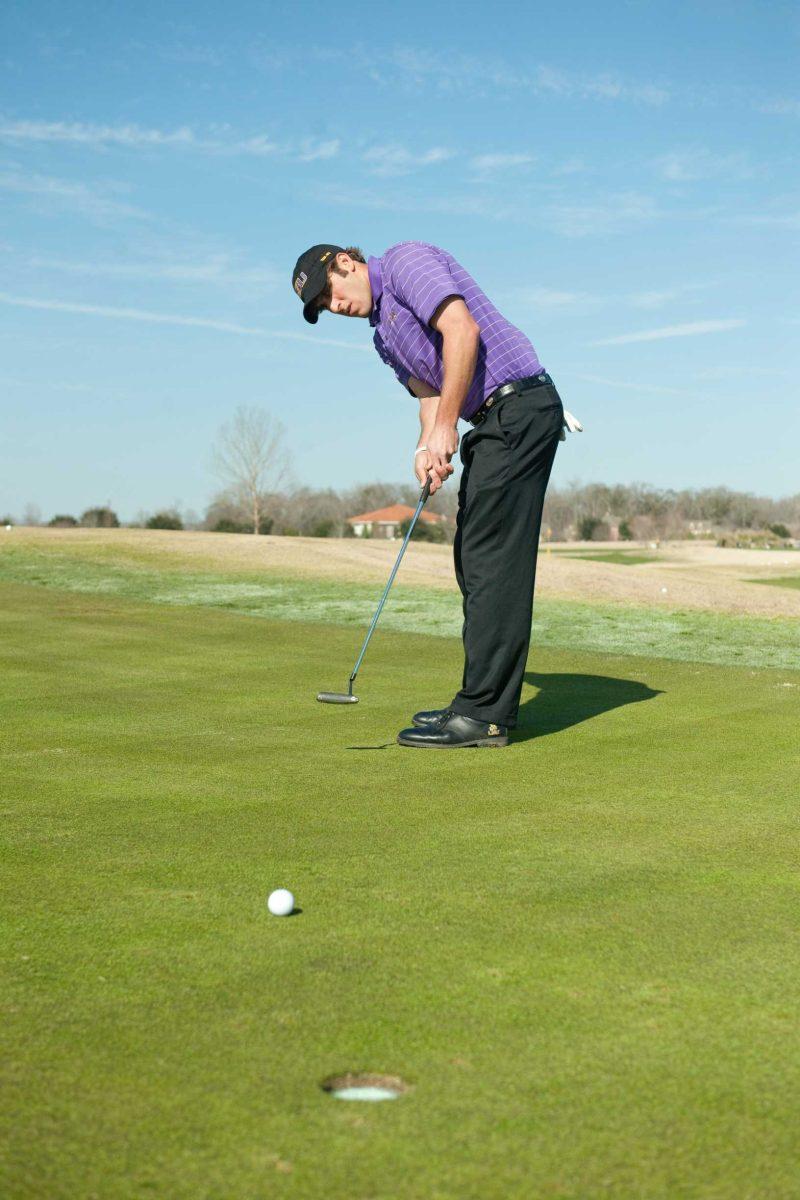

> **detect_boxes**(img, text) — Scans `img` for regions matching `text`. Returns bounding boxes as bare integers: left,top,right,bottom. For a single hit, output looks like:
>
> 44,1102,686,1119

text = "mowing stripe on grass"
748,575,800,591
0,545,798,670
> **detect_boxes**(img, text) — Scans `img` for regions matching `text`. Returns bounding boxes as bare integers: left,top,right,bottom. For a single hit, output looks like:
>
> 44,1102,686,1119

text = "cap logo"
294,271,307,297
320,251,331,262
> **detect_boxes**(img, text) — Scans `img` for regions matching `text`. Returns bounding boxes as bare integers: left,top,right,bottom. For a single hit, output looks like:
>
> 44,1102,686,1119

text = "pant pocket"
497,397,562,447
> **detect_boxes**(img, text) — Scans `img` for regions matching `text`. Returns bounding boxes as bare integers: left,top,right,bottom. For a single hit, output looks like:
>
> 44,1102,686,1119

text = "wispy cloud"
362,144,454,177
296,138,340,162
757,98,800,117
0,292,370,351
360,48,670,106
515,287,592,309
591,319,745,346
653,148,755,182
628,282,715,310
469,152,535,173
30,254,280,288
508,280,716,314
0,118,340,161
552,157,588,176
544,192,662,238
0,374,130,399
733,210,800,230
155,42,225,68
0,167,152,222
0,119,199,149
320,183,516,221
568,372,687,397
531,64,668,105
321,183,669,233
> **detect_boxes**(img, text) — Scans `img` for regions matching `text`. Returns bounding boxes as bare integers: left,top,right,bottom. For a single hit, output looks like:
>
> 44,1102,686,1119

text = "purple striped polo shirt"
368,241,543,421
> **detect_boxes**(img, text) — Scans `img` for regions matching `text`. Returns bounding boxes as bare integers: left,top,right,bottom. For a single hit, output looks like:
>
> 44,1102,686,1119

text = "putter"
317,476,433,704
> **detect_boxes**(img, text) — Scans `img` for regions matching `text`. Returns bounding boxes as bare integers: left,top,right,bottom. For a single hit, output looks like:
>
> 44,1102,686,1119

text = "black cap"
292,244,344,324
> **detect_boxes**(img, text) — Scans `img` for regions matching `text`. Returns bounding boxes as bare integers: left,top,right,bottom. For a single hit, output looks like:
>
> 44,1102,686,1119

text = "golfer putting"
293,241,581,748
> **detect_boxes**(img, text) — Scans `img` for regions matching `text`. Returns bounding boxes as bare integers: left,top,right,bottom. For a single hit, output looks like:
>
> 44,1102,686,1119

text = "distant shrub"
212,518,251,534
310,519,337,538
618,520,633,541
718,529,792,549
1,515,14,527
80,507,119,528
48,514,78,527
769,523,792,540
146,511,184,531
399,517,447,543
578,516,610,541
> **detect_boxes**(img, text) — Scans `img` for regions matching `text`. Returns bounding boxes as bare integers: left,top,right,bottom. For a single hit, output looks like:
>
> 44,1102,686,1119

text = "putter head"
317,691,359,704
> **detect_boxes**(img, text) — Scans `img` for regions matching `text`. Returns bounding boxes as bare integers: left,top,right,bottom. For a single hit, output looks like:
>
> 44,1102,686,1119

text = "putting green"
2,581,799,1199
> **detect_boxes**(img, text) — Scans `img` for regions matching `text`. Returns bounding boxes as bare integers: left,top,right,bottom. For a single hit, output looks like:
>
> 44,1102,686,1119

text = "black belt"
468,372,552,427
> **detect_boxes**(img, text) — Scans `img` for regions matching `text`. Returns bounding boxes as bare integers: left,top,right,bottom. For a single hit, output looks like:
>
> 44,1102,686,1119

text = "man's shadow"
512,671,662,742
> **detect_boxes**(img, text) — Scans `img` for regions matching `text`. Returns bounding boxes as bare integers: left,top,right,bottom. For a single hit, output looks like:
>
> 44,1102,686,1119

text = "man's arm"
408,377,443,491
425,297,480,484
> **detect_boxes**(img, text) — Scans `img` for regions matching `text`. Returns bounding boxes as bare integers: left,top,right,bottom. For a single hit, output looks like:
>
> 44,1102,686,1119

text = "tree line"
4,406,797,542
7,481,798,544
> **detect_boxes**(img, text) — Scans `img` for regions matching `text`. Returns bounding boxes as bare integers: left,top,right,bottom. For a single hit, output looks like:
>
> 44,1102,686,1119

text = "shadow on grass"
343,673,661,750
513,671,662,742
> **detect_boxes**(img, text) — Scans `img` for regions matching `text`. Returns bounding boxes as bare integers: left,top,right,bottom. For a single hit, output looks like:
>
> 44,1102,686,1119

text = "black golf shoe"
397,711,509,749
411,707,449,727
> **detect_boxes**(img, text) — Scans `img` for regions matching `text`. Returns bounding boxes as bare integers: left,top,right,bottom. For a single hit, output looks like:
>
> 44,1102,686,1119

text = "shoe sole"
397,736,509,749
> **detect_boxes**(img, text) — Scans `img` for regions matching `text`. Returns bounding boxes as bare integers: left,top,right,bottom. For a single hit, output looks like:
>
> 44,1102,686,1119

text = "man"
291,242,581,749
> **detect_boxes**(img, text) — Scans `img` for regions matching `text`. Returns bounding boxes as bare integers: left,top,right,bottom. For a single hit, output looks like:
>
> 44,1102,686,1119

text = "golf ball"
268,888,295,917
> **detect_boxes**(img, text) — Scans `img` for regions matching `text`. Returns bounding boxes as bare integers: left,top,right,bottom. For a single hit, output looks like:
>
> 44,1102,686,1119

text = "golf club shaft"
348,477,432,693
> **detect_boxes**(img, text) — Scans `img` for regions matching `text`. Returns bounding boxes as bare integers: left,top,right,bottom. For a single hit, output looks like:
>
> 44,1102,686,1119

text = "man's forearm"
416,391,440,445
437,325,479,428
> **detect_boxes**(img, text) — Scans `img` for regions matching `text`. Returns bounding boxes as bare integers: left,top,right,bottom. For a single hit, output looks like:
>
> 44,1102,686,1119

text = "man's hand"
413,447,445,494
426,423,458,484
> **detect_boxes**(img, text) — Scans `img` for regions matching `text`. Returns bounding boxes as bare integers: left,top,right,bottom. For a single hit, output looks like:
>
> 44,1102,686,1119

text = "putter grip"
421,476,432,503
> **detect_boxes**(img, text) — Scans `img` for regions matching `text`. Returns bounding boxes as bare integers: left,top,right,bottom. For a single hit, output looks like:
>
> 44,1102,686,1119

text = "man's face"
317,253,372,318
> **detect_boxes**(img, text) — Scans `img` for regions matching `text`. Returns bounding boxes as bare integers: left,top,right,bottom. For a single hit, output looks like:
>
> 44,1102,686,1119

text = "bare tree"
211,405,290,534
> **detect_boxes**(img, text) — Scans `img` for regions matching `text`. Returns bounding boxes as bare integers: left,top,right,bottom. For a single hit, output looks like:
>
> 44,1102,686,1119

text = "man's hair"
330,246,366,273
317,246,366,309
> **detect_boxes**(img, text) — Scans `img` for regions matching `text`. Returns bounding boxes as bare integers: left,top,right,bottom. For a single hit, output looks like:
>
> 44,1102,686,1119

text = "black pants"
448,379,563,729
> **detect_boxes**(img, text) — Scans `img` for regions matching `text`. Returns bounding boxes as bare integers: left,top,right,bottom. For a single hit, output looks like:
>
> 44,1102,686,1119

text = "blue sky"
1,0,798,521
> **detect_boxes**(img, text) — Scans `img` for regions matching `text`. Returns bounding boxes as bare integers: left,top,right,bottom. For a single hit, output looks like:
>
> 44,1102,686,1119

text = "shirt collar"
367,256,383,327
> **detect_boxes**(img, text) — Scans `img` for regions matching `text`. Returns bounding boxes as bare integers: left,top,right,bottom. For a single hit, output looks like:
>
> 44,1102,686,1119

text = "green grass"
748,575,800,591
1,544,799,670
2,577,800,1198
560,551,660,565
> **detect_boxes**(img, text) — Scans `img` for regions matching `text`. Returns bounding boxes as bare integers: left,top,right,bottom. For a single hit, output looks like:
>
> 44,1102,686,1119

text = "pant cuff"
449,700,516,729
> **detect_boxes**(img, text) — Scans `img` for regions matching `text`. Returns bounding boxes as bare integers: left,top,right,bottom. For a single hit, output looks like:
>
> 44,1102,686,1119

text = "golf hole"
321,1073,408,1102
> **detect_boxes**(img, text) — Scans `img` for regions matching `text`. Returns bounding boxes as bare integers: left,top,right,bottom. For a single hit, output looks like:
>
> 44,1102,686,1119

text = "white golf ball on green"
268,888,295,917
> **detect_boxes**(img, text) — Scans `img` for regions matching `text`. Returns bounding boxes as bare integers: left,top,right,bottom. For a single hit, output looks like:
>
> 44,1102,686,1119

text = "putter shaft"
317,476,432,703
348,477,431,683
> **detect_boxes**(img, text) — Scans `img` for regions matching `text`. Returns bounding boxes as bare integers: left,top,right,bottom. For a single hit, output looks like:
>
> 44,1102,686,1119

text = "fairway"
750,575,800,591
3,575,800,1199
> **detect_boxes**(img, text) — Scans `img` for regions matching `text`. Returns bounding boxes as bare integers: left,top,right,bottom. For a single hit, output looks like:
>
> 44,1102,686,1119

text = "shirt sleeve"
384,244,464,327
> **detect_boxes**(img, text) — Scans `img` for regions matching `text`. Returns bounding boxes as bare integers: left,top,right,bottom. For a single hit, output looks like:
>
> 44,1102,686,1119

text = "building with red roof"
347,503,447,540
